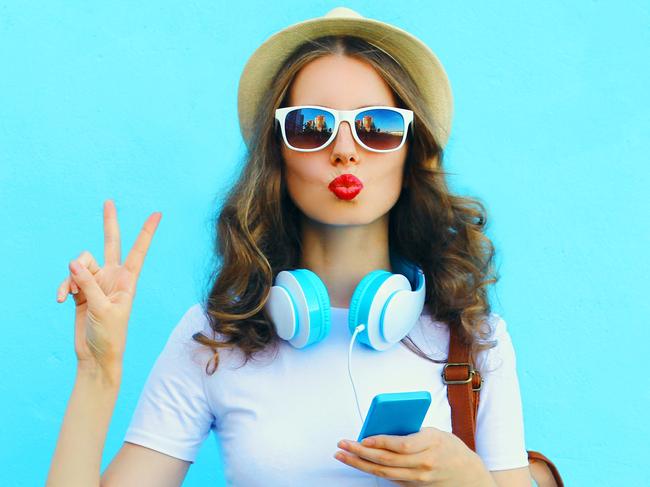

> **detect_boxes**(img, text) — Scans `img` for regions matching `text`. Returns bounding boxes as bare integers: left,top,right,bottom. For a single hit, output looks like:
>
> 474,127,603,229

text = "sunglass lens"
354,109,405,150
285,108,335,150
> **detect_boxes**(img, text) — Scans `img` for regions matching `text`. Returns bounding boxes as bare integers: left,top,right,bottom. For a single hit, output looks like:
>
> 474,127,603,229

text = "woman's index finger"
104,199,122,265
123,211,162,280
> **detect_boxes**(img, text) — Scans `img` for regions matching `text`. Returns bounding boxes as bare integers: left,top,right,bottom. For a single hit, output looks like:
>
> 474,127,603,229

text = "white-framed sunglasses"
274,105,414,153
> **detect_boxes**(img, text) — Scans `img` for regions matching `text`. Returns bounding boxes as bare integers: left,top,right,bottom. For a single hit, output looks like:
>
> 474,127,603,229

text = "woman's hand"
334,427,494,487
55,200,162,382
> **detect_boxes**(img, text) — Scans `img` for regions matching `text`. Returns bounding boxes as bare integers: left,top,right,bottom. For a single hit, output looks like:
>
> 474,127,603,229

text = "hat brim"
237,15,453,149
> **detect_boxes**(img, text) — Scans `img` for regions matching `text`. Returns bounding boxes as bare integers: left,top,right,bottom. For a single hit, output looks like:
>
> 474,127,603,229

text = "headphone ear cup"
265,269,331,349
292,269,331,346
265,276,298,341
379,275,426,344
349,265,425,351
348,270,392,349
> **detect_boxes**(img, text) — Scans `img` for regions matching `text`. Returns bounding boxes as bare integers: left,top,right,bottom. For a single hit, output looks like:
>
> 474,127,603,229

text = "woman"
47,7,533,487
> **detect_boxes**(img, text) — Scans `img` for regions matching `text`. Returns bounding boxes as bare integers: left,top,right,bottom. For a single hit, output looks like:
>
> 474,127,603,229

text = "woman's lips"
328,174,364,200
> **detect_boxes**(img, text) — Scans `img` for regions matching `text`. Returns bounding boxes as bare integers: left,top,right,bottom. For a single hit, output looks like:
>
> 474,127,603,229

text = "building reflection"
300,114,381,133
303,114,332,133
286,109,404,150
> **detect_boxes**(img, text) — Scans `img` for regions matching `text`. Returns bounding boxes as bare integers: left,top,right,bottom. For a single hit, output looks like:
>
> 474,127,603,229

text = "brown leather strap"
443,324,482,452
527,450,564,487
445,324,564,487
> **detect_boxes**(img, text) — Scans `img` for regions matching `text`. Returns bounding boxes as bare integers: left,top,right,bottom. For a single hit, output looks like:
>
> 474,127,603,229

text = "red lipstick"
328,174,364,200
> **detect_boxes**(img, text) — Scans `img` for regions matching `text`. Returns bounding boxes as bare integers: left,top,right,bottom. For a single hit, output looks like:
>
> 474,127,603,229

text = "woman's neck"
298,213,392,308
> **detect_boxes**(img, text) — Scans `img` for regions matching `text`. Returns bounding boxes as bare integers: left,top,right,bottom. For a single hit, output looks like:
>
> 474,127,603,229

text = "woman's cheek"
371,169,403,208
285,169,326,211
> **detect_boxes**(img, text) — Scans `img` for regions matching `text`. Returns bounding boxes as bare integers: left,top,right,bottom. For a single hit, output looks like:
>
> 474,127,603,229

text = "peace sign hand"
56,200,162,383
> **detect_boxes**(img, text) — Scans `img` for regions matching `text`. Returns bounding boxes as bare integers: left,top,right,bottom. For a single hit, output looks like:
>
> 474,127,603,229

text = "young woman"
47,7,533,487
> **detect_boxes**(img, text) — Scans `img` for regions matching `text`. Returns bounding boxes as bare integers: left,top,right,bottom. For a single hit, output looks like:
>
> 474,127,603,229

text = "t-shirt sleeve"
124,303,216,463
474,313,529,471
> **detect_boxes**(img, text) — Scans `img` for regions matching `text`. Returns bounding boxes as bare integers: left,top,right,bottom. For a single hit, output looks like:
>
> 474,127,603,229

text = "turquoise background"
1,1,648,485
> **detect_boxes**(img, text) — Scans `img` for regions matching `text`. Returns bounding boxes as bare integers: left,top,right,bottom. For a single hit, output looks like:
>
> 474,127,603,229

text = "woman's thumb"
69,260,106,305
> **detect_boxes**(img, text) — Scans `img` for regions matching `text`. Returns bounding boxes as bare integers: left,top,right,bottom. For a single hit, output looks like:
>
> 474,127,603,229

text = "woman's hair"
193,35,500,374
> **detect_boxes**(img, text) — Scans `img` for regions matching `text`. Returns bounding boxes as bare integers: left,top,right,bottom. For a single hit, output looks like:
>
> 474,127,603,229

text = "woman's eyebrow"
355,103,391,108
301,103,391,109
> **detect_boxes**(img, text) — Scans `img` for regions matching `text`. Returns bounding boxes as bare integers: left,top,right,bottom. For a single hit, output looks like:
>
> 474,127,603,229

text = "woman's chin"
301,208,386,228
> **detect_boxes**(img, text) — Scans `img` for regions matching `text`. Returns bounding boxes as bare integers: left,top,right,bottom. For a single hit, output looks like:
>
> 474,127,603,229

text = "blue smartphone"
357,391,432,442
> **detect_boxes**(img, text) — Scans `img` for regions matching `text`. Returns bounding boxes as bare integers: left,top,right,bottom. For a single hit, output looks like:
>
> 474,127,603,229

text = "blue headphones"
263,252,426,351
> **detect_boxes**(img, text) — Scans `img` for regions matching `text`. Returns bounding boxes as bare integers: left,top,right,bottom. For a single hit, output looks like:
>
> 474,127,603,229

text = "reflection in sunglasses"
286,108,405,151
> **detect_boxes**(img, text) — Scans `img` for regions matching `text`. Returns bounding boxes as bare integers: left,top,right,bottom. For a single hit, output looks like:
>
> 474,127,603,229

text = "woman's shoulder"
475,312,518,376
477,312,509,342
414,308,514,371
164,302,240,370
417,307,509,340
167,302,214,343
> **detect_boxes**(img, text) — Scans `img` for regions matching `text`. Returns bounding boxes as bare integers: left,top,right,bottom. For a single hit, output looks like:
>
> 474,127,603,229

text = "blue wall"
1,1,648,485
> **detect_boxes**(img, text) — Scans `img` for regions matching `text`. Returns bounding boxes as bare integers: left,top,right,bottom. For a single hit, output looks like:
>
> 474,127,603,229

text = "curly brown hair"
194,35,499,375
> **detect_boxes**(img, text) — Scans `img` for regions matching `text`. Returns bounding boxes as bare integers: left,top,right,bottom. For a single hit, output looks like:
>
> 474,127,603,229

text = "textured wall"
1,1,648,486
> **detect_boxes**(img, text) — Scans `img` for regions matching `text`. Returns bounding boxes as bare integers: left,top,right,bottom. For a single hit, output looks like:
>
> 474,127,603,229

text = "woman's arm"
491,466,533,487
47,200,172,486
46,364,191,487
101,442,190,487
46,365,121,486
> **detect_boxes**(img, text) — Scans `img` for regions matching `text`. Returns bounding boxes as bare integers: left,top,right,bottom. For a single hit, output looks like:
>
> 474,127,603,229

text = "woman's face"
280,54,408,226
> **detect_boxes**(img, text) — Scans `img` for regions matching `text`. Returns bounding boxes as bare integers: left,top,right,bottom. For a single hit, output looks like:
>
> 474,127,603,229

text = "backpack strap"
444,323,565,487
442,323,483,452
528,450,564,486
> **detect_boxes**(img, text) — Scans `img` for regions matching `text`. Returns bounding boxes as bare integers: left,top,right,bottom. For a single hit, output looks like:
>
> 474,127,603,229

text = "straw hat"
237,6,454,149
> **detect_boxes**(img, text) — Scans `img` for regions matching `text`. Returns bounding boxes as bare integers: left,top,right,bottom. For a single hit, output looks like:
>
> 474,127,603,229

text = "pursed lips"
328,174,364,200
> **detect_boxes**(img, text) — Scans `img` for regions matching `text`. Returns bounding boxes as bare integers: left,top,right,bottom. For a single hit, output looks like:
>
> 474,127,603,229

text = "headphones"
263,252,426,351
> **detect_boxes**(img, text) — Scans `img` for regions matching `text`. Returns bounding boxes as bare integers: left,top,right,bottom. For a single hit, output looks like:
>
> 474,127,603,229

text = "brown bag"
443,326,564,487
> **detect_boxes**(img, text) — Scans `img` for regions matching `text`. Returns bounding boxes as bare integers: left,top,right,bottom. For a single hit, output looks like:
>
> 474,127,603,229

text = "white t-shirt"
124,303,528,485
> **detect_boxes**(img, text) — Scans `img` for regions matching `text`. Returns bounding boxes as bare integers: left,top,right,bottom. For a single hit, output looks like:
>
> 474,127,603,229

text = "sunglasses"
275,105,414,153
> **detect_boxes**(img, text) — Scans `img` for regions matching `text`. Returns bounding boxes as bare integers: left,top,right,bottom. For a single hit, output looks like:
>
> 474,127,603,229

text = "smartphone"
357,391,432,442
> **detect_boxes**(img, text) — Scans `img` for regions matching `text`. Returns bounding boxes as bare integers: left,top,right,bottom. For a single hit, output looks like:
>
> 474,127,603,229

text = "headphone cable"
347,324,382,487
348,324,366,424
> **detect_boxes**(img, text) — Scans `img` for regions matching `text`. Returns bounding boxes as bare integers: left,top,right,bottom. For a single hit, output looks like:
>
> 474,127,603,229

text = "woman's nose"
330,121,360,166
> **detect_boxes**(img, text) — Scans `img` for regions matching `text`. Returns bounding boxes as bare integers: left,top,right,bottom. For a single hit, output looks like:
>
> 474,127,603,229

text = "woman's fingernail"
70,261,79,274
